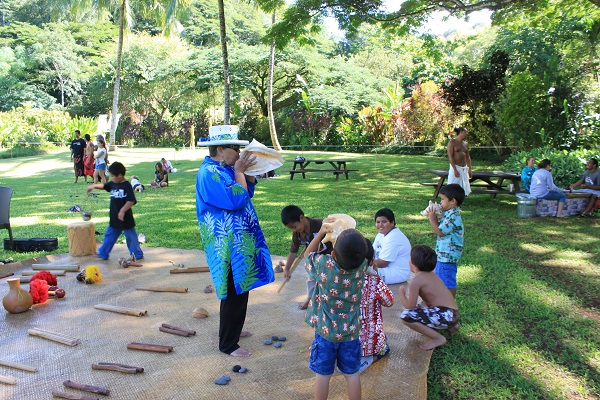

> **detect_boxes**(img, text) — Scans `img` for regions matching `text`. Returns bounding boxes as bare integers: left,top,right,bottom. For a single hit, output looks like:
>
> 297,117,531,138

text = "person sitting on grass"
150,162,168,188
87,162,144,261
280,205,333,310
398,245,460,351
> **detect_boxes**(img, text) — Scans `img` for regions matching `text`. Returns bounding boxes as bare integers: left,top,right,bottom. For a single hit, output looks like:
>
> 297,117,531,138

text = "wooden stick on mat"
16,276,31,283
159,326,190,337
63,380,110,396
32,264,80,272
161,324,196,336
0,272,14,279
51,390,99,400
22,270,66,276
0,374,17,385
96,362,144,373
0,360,37,372
94,304,147,316
127,342,173,353
169,267,209,274
278,249,307,294
27,328,80,346
91,364,138,374
136,287,188,293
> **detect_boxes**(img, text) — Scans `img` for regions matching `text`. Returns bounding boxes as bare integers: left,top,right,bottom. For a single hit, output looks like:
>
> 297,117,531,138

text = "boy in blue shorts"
87,162,144,261
426,183,465,297
304,223,369,400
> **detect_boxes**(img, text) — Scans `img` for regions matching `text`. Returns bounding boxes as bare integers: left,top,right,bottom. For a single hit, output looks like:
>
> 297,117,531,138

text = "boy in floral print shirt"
304,222,369,400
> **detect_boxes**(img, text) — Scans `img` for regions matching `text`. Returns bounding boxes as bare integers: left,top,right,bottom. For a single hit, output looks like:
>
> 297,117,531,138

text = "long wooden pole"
277,249,307,294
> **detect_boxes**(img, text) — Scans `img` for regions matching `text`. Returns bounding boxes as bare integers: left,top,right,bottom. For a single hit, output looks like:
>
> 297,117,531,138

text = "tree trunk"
109,0,126,146
267,10,282,150
218,0,230,125
190,123,195,149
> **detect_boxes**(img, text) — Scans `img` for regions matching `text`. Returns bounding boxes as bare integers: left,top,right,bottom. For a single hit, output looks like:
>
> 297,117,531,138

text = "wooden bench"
289,169,358,180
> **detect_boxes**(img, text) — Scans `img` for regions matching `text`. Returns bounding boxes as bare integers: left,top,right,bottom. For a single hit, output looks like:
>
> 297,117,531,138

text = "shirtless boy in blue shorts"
399,245,460,350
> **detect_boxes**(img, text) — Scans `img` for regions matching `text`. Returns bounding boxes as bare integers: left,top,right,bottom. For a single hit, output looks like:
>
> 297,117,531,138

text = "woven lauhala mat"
0,245,430,400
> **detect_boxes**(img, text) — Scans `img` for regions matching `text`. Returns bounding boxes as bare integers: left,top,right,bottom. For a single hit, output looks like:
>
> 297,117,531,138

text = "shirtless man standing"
447,127,472,196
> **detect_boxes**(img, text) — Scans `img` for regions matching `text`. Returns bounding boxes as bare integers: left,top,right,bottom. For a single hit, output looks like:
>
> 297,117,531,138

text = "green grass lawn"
1,148,599,398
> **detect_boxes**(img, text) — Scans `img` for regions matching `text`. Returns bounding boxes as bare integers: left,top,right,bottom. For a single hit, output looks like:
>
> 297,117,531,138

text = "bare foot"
240,331,252,338
556,214,566,218
419,337,447,351
298,300,309,310
230,347,251,357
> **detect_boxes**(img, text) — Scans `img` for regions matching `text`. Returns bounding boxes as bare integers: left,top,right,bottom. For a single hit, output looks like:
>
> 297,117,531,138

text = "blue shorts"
95,162,106,171
308,332,361,376
434,261,457,289
539,191,566,203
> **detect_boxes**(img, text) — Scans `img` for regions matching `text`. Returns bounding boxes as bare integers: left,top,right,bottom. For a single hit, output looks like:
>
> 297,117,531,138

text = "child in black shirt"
87,162,144,260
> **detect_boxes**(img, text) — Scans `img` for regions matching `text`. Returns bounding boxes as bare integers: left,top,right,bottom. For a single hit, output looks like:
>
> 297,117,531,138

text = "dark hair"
75,130,81,135
538,159,551,169
526,156,534,163
454,127,467,134
208,146,218,157
334,229,368,271
374,208,395,224
440,184,465,206
108,161,126,177
84,134,90,141
365,238,374,264
281,205,304,225
410,245,437,272
590,158,598,167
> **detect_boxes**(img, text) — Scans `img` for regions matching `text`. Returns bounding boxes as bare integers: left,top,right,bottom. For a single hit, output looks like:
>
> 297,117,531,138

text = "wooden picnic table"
289,159,357,180
421,169,521,198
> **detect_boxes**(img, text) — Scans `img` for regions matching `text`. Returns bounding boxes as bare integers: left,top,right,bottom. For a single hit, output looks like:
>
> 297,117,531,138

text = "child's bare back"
411,271,457,310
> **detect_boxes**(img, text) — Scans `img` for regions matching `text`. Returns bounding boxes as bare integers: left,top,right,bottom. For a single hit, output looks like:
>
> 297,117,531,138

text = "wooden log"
93,304,147,317
32,264,80,272
63,380,110,396
169,267,209,274
161,323,196,336
0,272,14,279
27,328,80,346
127,342,173,353
136,287,188,293
0,360,37,372
22,270,66,276
51,390,99,400
96,362,144,373
91,364,138,374
0,374,16,385
15,276,31,283
159,326,190,337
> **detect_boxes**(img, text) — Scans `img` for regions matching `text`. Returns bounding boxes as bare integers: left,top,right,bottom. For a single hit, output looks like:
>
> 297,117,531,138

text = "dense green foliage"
0,149,598,398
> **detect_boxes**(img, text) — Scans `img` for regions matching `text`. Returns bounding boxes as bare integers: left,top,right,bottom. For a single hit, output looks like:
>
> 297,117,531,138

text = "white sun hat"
197,125,249,146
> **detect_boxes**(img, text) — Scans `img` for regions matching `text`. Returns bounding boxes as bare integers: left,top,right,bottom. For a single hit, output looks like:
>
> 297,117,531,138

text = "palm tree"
217,0,231,124
267,9,282,150
56,0,191,145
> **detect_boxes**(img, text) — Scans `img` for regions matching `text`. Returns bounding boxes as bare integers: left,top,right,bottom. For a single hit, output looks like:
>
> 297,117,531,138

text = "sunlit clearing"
477,246,497,254
458,264,482,284
520,243,553,255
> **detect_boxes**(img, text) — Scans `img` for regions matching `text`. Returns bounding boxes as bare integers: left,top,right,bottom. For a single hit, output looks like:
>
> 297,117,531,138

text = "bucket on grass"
516,194,537,218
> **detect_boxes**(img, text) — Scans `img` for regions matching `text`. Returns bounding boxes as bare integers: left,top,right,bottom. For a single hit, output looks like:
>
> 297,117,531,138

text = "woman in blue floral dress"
196,126,274,357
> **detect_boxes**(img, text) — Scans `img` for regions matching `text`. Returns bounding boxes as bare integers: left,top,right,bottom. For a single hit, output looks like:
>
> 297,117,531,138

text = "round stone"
232,365,242,372
274,342,282,348
271,335,279,341
264,339,273,345
278,336,287,342
239,367,248,373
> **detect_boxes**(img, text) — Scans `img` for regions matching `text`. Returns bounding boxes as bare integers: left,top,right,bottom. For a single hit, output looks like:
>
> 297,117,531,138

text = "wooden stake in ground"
277,249,307,294
0,360,37,372
93,304,147,316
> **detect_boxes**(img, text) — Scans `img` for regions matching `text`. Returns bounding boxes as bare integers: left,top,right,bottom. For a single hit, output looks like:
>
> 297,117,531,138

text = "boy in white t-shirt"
372,208,411,285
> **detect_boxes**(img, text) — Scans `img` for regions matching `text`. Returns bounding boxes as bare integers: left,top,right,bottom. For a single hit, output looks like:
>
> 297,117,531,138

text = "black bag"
4,238,58,253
